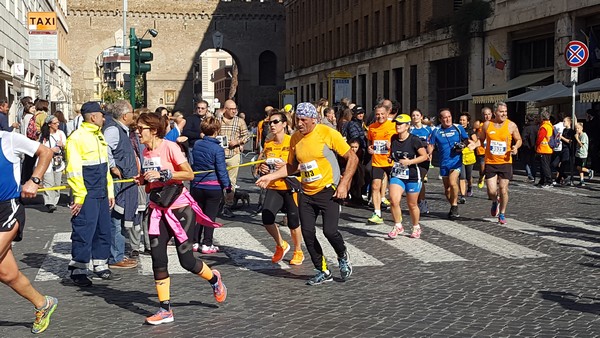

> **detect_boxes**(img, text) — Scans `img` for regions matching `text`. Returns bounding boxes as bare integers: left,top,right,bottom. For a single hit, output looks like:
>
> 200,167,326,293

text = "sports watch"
31,177,41,184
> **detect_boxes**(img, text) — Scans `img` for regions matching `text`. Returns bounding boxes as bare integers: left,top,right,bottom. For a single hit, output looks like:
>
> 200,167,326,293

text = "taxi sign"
565,40,589,68
27,12,57,31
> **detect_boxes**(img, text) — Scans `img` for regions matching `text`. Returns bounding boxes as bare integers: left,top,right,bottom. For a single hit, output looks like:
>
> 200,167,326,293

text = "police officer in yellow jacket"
66,101,116,287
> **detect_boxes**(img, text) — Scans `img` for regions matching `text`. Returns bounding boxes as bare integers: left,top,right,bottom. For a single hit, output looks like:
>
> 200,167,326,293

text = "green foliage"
102,88,125,104
452,0,494,55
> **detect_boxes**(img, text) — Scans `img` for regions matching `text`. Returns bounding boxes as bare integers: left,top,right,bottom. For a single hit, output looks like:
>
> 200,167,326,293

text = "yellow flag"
489,43,503,62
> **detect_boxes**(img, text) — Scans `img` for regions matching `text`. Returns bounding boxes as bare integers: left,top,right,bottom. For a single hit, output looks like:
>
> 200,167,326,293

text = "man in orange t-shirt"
478,102,521,225
366,104,397,224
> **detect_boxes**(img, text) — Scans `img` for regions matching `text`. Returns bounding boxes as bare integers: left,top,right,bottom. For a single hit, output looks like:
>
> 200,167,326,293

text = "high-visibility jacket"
536,120,554,155
66,122,114,204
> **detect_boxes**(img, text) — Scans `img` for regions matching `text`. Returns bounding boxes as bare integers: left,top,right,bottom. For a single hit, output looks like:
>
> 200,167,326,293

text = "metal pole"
40,60,46,99
570,81,577,185
129,27,136,108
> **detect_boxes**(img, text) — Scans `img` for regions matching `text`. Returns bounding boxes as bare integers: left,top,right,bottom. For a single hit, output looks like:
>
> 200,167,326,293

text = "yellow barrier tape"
37,159,265,193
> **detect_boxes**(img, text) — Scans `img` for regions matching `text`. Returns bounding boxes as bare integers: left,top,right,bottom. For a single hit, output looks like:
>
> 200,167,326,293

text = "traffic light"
136,38,153,74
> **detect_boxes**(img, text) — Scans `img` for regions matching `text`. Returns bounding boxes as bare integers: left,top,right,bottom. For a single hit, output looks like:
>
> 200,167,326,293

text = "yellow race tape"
37,159,265,192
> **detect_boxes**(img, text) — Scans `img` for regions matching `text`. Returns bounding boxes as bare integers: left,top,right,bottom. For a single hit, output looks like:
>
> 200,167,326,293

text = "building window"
353,19,359,52
374,11,380,46
385,6,393,43
410,65,418,110
363,15,369,49
435,57,468,114
513,36,554,74
383,70,390,100
359,74,367,109
393,67,403,109
259,51,276,86
371,72,378,106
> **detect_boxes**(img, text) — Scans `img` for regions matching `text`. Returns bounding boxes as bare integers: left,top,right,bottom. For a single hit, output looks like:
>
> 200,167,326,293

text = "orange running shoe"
145,308,174,325
211,269,227,303
289,251,304,265
271,240,290,263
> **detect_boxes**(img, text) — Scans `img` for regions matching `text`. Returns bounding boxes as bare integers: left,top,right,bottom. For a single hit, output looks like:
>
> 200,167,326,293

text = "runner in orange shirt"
478,102,522,224
476,107,493,188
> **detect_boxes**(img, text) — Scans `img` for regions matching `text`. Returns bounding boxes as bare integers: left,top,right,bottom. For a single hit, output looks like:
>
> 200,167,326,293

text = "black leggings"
149,206,203,280
298,187,346,271
190,188,221,246
261,189,300,229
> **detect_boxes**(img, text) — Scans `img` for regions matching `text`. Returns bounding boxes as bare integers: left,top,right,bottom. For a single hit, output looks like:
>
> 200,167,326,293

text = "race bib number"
142,156,162,174
373,140,388,154
489,140,507,155
266,157,283,173
299,160,323,183
391,162,409,179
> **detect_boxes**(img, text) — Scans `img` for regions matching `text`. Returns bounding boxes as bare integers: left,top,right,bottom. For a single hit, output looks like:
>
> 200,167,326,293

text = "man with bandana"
257,102,359,286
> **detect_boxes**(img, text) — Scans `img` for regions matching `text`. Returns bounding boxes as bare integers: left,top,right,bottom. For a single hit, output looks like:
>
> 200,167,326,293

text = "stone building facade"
284,0,600,125
67,0,286,120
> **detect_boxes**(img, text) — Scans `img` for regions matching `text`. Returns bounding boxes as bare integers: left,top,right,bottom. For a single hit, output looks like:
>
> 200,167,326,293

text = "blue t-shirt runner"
429,124,468,176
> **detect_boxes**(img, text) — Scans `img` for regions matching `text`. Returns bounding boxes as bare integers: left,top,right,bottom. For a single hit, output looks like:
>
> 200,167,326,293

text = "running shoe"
387,225,404,239
367,213,384,224
579,181,586,187
31,296,58,334
467,187,473,197
498,213,507,225
458,196,466,204
211,269,227,303
338,252,352,281
289,251,304,265
477,176,485,189
410,225,422,239
490,196,500,217
71,274,92,287
306,270,333,286
145,308,174,325
92,270,122,281
448,206,460,220
201,245,220,254
381,197,391,209
422,200,429,214
272,240,290,263
589,169,595,180
192,243,200,252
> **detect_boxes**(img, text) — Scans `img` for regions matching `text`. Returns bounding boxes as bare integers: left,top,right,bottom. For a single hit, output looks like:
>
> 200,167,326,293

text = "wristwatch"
31,177,41,184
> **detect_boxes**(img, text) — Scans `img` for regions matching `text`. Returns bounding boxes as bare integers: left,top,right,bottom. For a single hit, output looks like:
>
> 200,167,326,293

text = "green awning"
471,71,554,104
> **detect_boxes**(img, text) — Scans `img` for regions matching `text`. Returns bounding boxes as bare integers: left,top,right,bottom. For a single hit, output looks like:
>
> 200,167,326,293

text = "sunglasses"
268,119,283,125
136,126,151,132
196,107,206,110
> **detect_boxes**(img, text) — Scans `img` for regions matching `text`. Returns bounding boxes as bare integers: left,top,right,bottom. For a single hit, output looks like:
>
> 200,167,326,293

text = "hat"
44,115,56,124
295,102,318,119
80,101,106,115
393,114,411,124
283,104,293,113
352,106,365,115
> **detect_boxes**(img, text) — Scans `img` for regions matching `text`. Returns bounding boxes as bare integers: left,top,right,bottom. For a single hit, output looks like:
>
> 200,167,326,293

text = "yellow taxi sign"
27,12,57,31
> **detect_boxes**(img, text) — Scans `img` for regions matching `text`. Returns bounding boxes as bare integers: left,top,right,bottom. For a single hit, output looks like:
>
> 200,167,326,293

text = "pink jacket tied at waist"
148,188,222,243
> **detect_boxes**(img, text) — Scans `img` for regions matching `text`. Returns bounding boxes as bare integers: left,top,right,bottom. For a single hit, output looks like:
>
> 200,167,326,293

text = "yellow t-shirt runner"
288,124,351,195
263,134,299,190
367,120,397,168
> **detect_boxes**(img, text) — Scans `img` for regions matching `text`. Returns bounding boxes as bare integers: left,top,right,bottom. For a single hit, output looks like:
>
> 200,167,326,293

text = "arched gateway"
66,0,285,119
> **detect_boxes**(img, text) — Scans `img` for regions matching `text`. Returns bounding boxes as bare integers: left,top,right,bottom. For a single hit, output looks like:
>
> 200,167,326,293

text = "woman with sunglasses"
256,111,304,265
387,114,429,239
190,116,231,254
39,115,66,213
134,112,227,325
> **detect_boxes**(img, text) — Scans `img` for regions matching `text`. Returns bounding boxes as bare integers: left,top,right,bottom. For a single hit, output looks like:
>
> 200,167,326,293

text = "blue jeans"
109,212,126,264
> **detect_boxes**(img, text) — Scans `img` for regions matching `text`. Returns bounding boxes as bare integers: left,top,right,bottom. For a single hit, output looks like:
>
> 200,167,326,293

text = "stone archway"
66,0,286,120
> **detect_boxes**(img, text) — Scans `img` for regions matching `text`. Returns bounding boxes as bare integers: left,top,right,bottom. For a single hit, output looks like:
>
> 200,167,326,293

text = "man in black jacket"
182,100,209,148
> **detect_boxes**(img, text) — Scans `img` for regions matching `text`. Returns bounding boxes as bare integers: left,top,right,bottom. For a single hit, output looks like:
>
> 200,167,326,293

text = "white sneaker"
192,243,200,252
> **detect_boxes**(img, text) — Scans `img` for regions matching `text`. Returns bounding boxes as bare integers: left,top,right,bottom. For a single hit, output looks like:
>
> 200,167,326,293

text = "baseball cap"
283,104,293,113
80,101,106,115
393,114,411,124
352,106,365,115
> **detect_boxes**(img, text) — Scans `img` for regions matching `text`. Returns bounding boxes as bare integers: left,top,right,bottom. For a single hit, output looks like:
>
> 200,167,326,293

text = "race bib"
142,156,162,173
391,162,409,179
373,140,388,154
489,140,507,155
299,160,323,183
266,157,283,173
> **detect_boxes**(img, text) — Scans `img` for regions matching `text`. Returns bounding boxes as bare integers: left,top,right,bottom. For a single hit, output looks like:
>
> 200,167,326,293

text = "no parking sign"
565,40,589,68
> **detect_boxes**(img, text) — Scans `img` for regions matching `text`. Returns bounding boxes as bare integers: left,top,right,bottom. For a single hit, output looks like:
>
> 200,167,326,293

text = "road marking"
548,218,600,233
35,232,71,281
342,222,468,263
216,227,288,270
484,218,599,250
281,225,384,267
423,220,547,259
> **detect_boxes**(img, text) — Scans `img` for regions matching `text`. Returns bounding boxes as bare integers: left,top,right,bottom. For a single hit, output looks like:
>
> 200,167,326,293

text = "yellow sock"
155,277,170,302
198,262,214,281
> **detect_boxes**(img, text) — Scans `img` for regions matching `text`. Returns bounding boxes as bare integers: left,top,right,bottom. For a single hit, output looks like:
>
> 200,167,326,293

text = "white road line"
342,222,468,263
281,225,384,267
216,227,288,270
547,218,600,233
138,245,189,276
35,232,71,281
484,218,599,250
423,220,547,259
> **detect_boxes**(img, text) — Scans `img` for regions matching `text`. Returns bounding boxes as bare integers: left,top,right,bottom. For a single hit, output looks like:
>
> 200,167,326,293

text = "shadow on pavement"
539,291,600,315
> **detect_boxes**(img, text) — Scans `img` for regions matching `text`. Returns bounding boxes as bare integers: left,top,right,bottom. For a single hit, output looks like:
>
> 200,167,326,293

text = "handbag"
149,184,183,208
462,147,476,165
